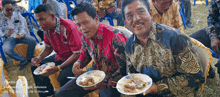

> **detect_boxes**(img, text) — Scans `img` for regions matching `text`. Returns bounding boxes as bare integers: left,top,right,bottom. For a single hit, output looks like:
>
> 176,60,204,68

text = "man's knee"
2,45,13,55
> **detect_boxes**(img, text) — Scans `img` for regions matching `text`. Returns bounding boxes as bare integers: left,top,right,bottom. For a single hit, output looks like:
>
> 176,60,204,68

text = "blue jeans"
2,34,36,65
99,10,124,26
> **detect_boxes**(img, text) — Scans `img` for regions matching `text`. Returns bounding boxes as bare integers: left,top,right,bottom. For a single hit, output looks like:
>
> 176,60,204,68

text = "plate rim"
33,62,55,75
16,76,28,97
116,73,153,95
76,70,106,88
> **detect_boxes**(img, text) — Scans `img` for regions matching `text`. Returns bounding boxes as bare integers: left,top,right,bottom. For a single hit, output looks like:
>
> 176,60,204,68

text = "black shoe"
186,22,194,28
207,66,215,78
19,63,28,70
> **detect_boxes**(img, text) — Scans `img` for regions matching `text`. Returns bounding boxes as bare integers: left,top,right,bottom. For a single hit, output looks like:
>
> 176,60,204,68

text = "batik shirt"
44,17,82,62
77,22,127,87
0,12,28,41
13,4,32,31
125,22,205,96
207,0,220,40
93,0,115,11
150,0,184,32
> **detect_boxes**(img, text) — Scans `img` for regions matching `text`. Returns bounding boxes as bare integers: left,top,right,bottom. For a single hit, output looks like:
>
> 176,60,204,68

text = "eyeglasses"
5,8,13,12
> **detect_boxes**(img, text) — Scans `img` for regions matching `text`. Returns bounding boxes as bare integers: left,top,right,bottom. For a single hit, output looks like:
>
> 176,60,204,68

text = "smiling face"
123,0,152,37
35,11,56,31
74,11,99,39
153,0,173,14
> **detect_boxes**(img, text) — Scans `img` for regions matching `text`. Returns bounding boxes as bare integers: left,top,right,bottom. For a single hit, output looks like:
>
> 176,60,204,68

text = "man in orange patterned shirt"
92,0,124,26
150,0,184,32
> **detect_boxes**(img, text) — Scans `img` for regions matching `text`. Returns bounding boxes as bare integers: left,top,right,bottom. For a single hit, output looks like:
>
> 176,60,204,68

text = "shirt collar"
133,21,157,43
150,0,160,16
54,17,61,34
2,12,15,19
91,22,103,40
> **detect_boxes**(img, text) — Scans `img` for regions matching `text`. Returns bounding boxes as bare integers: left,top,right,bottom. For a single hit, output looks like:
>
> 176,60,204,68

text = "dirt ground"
3,1,220,97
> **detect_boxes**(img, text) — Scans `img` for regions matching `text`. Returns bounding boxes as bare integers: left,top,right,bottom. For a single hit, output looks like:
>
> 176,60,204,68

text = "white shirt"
0,12,28,39
46,0,65,19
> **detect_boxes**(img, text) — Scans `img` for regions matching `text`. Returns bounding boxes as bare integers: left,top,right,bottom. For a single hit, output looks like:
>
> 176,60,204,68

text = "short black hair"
2,0,14,7
121,0,150,19
34,3,53,14
71,3,97,19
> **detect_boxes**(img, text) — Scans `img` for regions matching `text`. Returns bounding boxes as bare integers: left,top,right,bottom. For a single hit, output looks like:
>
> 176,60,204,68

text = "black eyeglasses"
5,8,13,12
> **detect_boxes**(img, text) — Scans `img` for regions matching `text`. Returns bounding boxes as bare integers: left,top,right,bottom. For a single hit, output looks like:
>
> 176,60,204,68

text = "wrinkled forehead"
124,1,148,14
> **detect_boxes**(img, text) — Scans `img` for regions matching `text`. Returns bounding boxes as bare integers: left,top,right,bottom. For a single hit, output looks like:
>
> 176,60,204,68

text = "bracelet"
57,65,62,71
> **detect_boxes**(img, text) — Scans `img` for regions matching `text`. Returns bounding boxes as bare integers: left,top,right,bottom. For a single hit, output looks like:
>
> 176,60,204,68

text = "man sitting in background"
92,0,124,26
150,0,184,32
31,4,82,97
0,0,36,70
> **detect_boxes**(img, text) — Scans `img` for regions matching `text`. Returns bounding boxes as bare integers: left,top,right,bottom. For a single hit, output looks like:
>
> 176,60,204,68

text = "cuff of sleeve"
73,50,81,54
155,80,170,95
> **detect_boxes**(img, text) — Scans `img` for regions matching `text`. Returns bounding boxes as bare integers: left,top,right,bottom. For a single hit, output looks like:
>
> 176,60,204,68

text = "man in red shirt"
55,3,127,97
31,4,82,97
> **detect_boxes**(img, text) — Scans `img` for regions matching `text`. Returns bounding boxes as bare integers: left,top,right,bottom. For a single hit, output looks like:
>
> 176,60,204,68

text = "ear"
51,14,56,19
149,9,153,19
95,15,99,23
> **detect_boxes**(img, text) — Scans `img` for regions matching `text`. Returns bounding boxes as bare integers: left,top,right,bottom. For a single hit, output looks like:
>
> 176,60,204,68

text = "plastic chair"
194,0,208,6
180,0,187,29
57,0,78,20
0,38,7,63
210,48,220,59
21,12,40,43
102,16,114,26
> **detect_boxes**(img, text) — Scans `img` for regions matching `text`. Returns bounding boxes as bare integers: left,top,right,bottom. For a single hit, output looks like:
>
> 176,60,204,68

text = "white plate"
16,76,28,97
33,62,55,75
76,70,105,88
116,73,152,95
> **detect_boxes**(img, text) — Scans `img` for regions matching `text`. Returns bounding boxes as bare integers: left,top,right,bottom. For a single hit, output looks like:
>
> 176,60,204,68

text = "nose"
133,14,141,22
38,21,44,27
80,25,86,32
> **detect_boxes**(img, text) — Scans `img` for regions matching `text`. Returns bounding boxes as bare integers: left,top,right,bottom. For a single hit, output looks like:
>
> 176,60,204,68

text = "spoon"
127,72,143,89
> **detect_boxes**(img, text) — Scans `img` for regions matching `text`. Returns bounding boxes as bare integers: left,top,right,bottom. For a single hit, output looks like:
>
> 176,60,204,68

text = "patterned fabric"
0,12,28,40
44,17,82,61
150,0,184,32
125,22,205,96
13,4,33,31
93,0,115,11
207,0,220,40
77,22,127,87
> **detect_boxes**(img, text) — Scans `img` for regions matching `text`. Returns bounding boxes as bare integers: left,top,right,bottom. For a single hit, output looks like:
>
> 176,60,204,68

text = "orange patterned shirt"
93,0,115,11
150,0,184,32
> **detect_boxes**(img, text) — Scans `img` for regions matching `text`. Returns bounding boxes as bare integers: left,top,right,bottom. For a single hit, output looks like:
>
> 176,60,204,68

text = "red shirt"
44,17,82,61
77,23,127,87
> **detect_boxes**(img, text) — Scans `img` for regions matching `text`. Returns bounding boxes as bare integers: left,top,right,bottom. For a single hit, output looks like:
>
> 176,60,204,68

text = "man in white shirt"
43,0,65,19
0,0,36,70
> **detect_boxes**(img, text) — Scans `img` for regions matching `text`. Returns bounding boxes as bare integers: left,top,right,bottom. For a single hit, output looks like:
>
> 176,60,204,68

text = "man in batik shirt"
150,0,184,32
92,0,124,26
55,3,127,97
122,0,205,96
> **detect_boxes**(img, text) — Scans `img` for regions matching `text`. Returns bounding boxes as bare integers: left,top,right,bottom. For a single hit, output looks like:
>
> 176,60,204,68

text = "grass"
3,1,220,97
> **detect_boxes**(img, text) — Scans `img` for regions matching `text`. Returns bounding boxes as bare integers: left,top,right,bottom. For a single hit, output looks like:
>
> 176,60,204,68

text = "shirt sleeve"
67,25,82,54
173,2,184,32
0,15,7,38
104,33,127,88
155,34,205,96
207,1,219,40
53,0,65,18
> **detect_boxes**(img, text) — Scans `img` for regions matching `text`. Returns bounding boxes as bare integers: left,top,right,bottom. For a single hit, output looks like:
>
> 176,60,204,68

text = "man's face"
74,12,99,39
153,0,173,13
35,11,55,31
4,4,13,17
123,1,152,36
